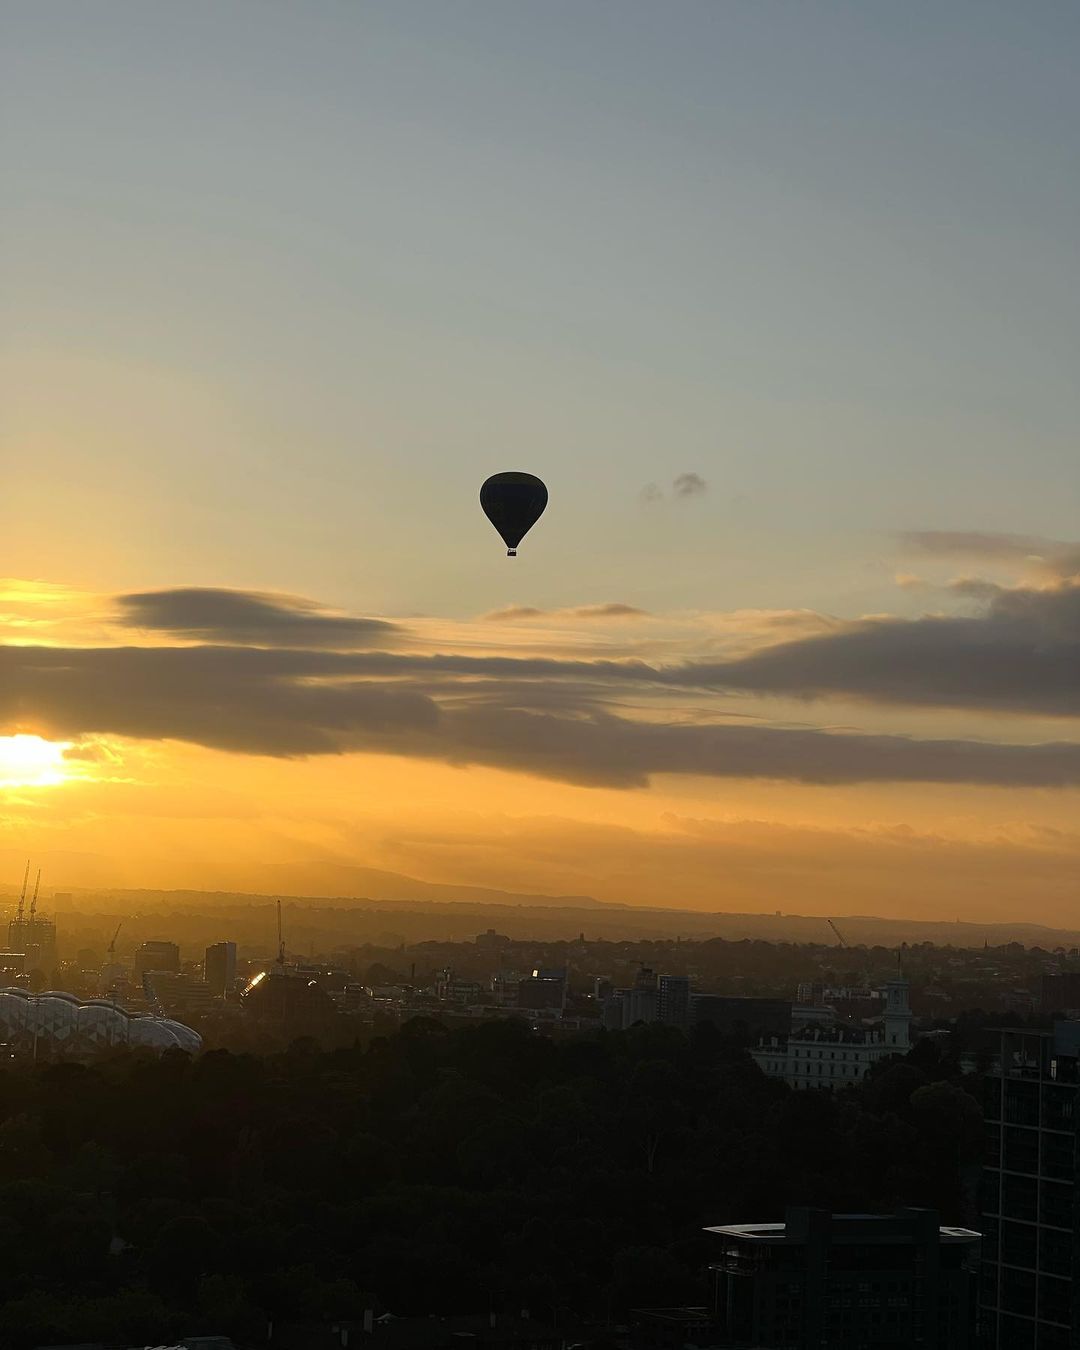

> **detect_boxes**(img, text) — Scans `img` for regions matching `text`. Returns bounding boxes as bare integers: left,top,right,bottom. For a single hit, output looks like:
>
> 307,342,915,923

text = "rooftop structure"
707,1207,980,1348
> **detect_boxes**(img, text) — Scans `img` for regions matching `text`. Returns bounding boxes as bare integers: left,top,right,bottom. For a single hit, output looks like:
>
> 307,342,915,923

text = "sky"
3,2,1080,923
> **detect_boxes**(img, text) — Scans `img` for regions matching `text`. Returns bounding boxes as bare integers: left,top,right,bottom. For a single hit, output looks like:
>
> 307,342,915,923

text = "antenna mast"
277,899,285,968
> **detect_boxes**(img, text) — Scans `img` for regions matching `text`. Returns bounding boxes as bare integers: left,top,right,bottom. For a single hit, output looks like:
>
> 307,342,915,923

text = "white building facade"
752,978,912,1090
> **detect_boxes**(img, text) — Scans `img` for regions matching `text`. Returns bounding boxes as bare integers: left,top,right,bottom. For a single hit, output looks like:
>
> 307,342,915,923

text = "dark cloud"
682,581,1080,717
441,706,1080,789
0,645,437,757
116,588,398,648
4,643,1080,788
901,531,1080,576
673,472,707,498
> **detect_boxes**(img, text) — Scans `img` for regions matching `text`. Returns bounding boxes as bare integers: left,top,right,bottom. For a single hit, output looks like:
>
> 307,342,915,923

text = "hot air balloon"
480,472,548,556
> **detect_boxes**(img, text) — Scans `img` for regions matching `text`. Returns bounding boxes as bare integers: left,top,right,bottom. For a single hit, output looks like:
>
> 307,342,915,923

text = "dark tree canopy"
0,1021,977,1347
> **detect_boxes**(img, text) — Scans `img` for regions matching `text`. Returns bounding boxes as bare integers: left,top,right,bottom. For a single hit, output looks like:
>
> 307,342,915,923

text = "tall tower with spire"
883,954,912,1052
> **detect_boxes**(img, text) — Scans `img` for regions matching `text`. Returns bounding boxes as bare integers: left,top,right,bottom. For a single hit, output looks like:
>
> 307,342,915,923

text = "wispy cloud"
673,471,707,498
484,602,649,623
900,530,1080,578
640,474,709,504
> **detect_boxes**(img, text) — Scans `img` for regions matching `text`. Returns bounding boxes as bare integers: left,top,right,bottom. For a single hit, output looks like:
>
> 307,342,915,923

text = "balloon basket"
507,548,517,557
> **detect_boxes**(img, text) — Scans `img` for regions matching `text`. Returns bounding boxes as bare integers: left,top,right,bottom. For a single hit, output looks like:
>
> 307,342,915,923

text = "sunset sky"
3,3,1080,922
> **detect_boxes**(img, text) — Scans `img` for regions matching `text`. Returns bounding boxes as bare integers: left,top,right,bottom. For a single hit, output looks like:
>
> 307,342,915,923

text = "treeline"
0,1021,981,1348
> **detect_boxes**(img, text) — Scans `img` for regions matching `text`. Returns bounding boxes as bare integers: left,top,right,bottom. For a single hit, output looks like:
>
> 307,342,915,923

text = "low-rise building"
752,978,911,1089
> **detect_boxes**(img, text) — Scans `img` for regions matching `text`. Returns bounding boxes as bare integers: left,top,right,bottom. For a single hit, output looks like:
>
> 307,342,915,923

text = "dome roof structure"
0,987,201,1058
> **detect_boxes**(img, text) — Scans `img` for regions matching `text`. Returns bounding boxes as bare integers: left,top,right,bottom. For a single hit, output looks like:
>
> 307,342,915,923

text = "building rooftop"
705,1215,981,1245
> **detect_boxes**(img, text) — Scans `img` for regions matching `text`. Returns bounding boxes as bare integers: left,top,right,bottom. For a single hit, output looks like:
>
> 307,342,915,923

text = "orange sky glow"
3,569,1079,925
6,5,1080,928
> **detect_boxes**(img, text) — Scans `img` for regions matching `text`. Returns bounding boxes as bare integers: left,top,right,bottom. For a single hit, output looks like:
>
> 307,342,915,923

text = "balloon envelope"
480,472,548,555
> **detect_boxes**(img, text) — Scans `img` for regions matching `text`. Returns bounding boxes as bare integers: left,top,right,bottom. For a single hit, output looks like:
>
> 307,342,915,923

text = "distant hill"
22,869,1080,952
6,856,1080,950
251,862,620,910
0,858,615,912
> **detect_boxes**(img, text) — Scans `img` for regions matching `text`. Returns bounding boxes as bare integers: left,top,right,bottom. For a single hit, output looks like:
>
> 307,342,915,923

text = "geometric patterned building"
0,987,201,1059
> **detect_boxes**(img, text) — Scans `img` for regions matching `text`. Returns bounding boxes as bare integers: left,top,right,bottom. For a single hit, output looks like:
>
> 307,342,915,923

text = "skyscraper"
980,1025,1080,1348
133,941,180,982
204,941,237,997
658,974,690,1030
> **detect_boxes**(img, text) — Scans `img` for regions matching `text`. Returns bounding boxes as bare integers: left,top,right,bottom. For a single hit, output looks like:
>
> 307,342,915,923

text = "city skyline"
5,4,1080,922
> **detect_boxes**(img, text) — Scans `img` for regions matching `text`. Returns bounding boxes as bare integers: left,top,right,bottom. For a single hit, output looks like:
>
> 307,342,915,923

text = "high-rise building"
691,994,792,1043
145,971,218,1016
658,975,690,1030
979,1025,1080,1348
707,1207,980,1348
204,941,237,997
6,867,58,977
1040,971,1080,1015
133,941,180,981
7,915,57,975
517,974,565,1012
517,966,567,1012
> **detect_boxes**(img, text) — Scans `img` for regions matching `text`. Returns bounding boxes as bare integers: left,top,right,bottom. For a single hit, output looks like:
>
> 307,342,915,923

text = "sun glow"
0,736,72,788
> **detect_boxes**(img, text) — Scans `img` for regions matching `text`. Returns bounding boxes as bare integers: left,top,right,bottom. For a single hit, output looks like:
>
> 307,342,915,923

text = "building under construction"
7,863,57,977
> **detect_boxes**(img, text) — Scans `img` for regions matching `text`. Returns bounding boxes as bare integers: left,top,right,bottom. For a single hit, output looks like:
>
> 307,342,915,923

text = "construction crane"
15,860,29,926
827,918,847,949
107,922,122,957
276,898,286,968
29,869,40,922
